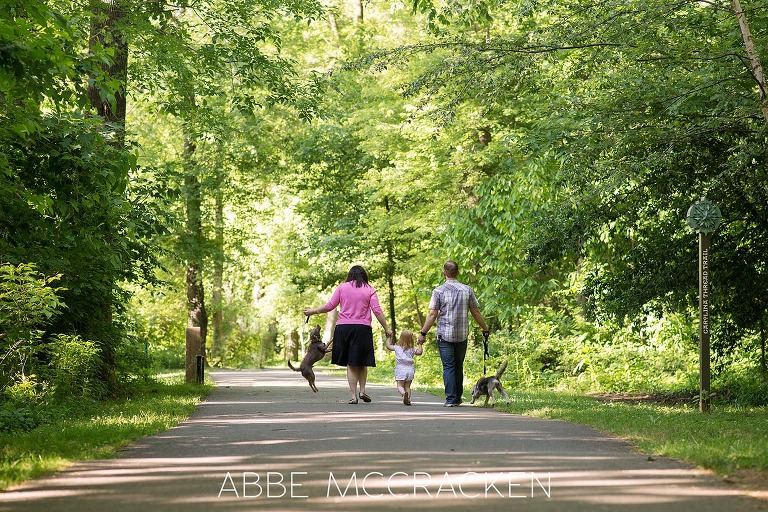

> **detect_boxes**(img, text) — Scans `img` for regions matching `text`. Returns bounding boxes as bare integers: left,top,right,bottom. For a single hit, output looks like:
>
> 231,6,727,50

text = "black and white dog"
470,360,509,406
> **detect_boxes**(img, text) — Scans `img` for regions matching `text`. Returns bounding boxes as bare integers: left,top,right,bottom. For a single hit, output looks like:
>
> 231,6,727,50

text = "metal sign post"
686,198,722,413
698,232,711,412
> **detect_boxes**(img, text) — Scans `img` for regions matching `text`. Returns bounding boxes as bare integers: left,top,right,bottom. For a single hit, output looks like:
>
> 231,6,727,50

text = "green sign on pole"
686,198,722,413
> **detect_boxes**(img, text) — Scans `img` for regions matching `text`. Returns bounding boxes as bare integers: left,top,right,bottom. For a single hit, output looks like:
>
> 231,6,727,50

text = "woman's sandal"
359,392,372,403
403,392,411,406
347,398,358,404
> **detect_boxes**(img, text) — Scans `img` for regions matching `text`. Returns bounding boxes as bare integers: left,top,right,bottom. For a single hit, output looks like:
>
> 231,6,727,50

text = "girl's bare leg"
403,379,412,405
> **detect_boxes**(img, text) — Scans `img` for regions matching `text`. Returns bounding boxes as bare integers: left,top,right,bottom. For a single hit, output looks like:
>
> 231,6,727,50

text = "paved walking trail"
0,369,764,511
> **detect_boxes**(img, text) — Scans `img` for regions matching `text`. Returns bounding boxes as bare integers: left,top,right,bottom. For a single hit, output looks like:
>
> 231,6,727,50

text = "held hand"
417,333,426,344
386,329,393,339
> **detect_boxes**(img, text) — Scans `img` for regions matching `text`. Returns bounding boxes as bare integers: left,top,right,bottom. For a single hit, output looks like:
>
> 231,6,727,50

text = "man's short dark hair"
444,261,459,278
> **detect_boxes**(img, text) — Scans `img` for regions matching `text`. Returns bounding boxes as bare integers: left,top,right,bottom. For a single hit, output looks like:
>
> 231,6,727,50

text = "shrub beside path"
0,369,764,511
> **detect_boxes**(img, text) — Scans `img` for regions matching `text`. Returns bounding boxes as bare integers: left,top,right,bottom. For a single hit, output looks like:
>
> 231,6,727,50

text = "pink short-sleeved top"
324,281,383,326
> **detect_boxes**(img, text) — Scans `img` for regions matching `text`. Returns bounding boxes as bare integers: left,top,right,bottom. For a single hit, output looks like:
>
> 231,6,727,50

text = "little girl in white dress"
385,330,423,405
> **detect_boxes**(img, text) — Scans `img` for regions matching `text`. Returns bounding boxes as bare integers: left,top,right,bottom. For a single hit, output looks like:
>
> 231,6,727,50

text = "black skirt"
332,324,376,367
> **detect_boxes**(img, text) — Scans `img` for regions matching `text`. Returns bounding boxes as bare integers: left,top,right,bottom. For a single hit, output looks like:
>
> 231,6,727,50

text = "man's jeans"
437,338,468,404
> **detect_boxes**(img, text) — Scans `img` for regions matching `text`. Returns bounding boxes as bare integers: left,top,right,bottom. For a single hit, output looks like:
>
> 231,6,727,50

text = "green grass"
360,361,768,487
415,382,768,486
0,371,213,491
495,391,768,478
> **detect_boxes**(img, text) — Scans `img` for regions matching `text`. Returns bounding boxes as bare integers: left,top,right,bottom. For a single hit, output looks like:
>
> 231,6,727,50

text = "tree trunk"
731,0,768,124
761,315,767,377
259,321,277,368
328,12,339,39
87,0,128,393
353,0,363,24
87,0,128,142
386,243,396,334
410,276,424,327
184,137,208,356
383,196,396,334
288,330,300,362
211,190,224,361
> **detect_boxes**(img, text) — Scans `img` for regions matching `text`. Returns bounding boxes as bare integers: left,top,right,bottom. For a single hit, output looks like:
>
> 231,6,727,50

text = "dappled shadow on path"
0,369,761,512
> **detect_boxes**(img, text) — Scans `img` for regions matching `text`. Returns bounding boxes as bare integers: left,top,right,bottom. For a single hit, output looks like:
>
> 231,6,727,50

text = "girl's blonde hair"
398,330,415,350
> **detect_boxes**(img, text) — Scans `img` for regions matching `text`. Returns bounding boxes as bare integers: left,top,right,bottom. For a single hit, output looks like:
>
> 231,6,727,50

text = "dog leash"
482,331,489,375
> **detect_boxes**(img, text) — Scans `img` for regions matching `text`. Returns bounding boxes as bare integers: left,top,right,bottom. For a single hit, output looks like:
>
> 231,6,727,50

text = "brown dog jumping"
288,325,332,392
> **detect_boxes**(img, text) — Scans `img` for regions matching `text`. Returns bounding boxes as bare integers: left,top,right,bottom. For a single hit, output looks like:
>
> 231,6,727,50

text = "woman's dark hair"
346,265,369,288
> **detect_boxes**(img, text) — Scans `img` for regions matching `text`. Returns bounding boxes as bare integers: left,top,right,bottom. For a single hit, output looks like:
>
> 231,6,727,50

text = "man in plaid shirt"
417,261,489,406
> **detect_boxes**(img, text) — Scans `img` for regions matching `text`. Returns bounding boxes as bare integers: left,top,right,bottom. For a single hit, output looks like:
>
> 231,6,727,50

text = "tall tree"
87,0,128,135
85,0,131,387
278,0,451,334
183,134,208,352
1,0,160,392
351,0,768,365
731,0,768,123
126,0,324,356
211,187,225,359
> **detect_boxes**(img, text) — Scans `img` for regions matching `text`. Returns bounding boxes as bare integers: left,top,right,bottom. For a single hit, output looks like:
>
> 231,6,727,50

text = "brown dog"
288,325,332,392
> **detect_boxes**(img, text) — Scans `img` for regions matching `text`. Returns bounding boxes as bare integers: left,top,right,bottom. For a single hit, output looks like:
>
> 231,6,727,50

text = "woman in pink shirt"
304,266,393,404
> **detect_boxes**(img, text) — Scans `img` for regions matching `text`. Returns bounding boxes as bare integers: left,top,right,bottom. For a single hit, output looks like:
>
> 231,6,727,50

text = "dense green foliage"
266,0,768,401
2,0,768,437
1,0,156,408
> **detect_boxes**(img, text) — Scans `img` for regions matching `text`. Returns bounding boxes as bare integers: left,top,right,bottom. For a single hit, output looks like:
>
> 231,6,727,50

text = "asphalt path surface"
1,368,764,511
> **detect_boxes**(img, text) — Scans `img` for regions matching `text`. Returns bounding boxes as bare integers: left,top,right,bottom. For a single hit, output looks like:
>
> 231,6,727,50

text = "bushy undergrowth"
493,307,702,394
370,306,767,406
127,279,273,371
127,283,766,407
0,404,42,433
0,263,161,434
